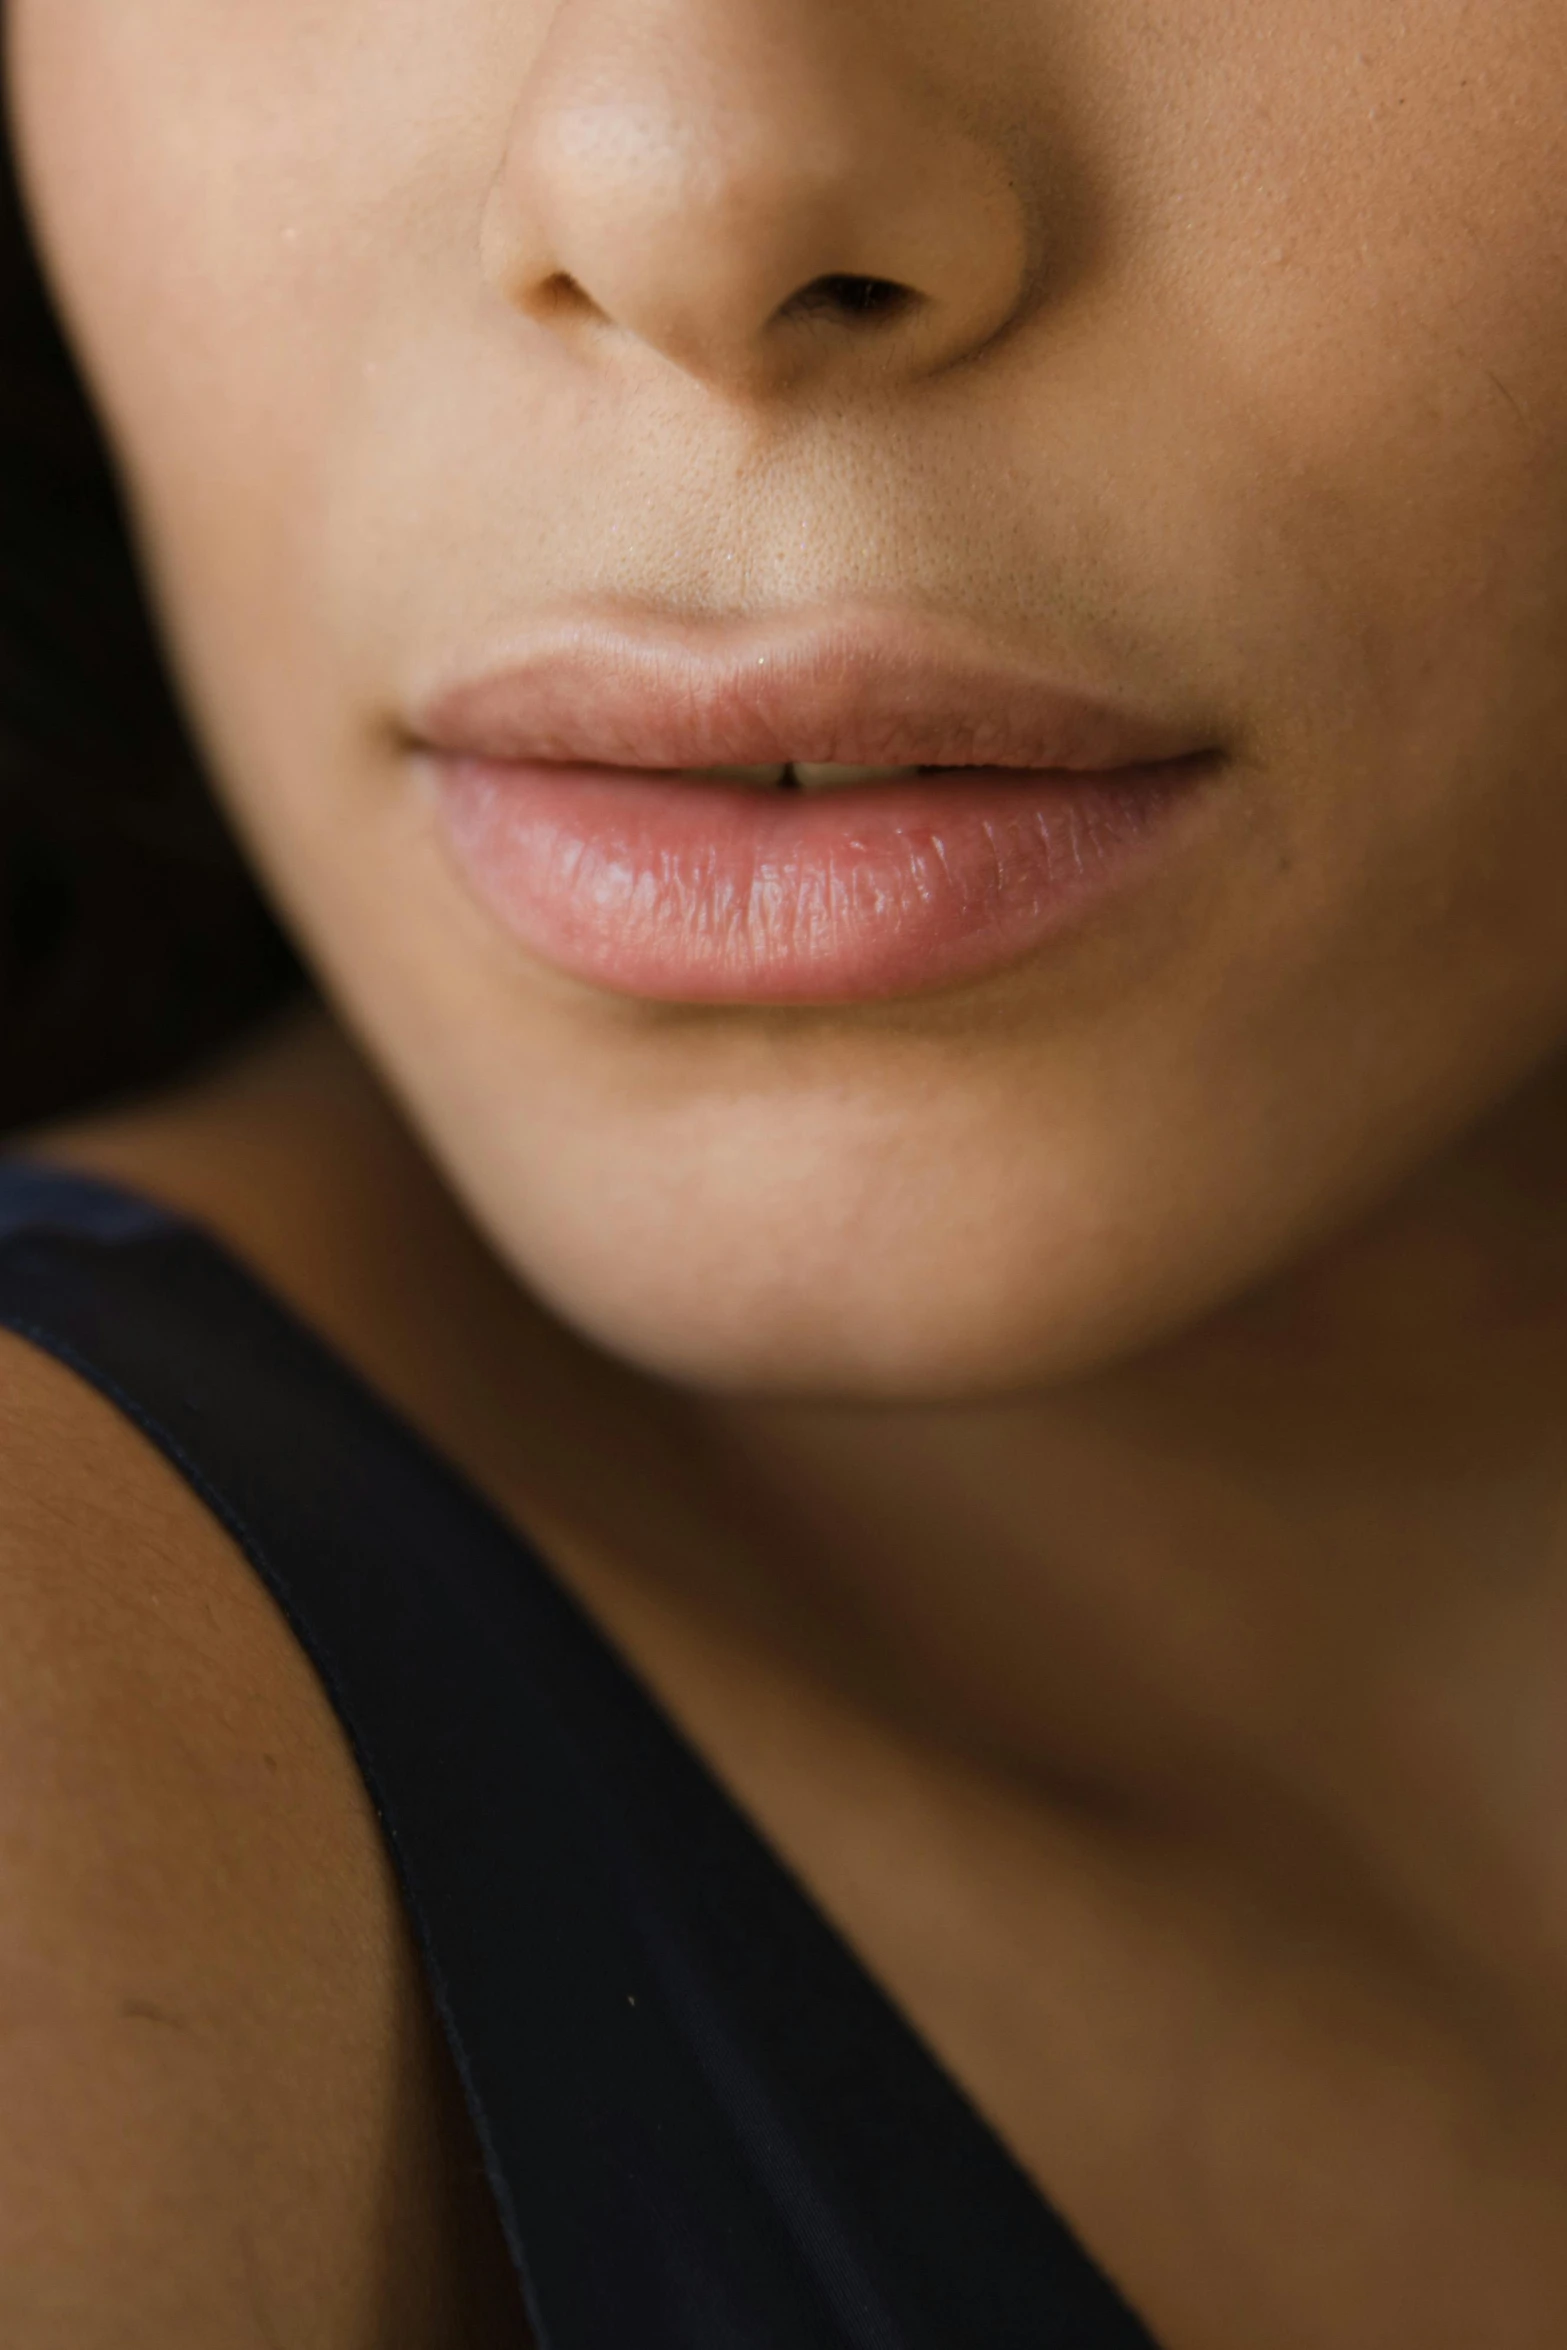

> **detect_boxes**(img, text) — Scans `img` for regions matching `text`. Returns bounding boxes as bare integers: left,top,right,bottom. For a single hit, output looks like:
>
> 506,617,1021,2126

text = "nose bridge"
484,0,1035,395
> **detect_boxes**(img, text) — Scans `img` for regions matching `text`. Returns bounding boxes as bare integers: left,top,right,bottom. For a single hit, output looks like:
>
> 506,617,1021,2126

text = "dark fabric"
0,1160,1160,2350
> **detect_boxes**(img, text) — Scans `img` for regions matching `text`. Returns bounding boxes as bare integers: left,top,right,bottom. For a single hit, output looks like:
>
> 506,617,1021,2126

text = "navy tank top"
0,1160,1158,2350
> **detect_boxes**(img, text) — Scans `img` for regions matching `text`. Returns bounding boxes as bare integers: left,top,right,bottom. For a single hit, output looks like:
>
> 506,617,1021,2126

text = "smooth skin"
8,0,1567,2342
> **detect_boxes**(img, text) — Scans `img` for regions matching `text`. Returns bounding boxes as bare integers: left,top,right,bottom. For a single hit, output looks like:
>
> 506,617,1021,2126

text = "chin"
524,1251,1135,1404
520,1225,1235,1404
436,1110,1243,1405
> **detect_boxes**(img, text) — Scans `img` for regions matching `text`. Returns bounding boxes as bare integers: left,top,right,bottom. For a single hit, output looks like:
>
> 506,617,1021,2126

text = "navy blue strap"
0,1162,1158,2350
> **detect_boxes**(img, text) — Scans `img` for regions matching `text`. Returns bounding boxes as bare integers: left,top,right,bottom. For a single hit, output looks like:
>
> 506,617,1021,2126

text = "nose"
483,0,1035,395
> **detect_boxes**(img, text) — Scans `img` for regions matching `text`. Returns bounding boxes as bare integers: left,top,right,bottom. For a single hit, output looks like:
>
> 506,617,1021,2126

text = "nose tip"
483,1,1034,394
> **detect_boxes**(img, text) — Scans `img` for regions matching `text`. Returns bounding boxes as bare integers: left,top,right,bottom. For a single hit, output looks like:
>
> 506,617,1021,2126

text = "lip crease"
409,613,1219,1004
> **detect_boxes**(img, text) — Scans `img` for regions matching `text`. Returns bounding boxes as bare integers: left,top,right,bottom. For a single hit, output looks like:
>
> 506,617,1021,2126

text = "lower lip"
429,757,1203,1004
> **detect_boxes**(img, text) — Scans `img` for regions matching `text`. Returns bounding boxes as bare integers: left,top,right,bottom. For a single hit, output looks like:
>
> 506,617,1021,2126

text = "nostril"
534,269,603,322
778,273,920,328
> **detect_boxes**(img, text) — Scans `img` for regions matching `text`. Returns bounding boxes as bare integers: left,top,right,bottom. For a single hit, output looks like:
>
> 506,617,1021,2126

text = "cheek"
5,0,521,772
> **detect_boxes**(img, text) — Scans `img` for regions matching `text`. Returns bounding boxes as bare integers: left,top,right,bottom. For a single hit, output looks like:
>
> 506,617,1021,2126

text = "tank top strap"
0,1158,1158,2350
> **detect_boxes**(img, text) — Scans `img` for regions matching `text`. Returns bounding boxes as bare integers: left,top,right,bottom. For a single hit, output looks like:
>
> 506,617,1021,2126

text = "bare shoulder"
0,1330,502,2347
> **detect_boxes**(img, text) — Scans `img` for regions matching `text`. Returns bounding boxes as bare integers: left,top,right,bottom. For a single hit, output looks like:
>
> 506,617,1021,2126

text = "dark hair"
0,108,298,1135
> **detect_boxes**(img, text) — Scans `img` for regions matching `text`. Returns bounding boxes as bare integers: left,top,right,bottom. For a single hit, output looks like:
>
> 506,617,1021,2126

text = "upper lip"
408,611,1215,776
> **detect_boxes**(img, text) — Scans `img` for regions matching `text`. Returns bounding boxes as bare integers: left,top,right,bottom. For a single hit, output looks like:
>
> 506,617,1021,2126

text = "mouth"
408,611,1220,1004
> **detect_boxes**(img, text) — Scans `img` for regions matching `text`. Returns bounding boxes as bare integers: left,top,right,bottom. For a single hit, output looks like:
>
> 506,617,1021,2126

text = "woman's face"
11,0,1567,1395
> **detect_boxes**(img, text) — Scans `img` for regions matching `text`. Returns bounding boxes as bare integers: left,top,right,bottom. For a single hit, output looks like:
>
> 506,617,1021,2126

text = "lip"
410,613,1218,1004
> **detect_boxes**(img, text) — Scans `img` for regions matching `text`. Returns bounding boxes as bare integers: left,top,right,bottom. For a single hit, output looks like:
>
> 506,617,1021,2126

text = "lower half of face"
14,0,1567,1398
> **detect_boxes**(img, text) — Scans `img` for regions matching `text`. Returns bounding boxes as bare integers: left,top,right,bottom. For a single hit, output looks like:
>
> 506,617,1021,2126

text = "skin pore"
9,1,1567,2344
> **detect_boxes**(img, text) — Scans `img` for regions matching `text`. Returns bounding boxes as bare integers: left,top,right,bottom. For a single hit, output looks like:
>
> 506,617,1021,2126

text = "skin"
7,0,1567,2341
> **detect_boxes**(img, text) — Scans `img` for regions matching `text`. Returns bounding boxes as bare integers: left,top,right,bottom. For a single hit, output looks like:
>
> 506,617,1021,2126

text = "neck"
707,1064,1567,1973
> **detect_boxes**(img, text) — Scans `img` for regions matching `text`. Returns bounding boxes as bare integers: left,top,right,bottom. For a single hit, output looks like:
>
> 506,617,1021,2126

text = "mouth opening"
687,760,932,793
671,751,1218,795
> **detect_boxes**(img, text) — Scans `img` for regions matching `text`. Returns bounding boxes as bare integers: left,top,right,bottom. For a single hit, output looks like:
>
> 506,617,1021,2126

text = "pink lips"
412,618,1214,1003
